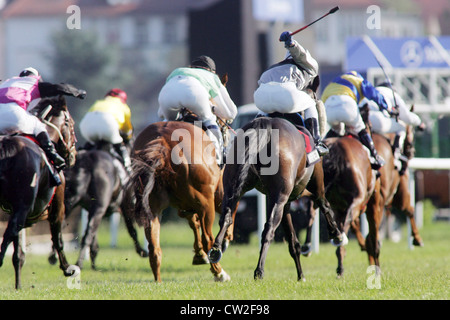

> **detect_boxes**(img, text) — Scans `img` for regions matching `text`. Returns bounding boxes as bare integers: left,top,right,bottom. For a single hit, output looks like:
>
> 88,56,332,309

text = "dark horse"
55,145,148,270
0,96,79,289
128,121,233,282
208,117,346,281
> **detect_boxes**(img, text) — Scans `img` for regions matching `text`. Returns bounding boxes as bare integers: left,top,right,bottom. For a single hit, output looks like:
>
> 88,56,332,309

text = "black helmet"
190,55,216,73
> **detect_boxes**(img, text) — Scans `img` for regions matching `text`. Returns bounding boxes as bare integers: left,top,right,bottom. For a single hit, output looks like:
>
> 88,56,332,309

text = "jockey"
321,71,389,170
0,67,86,186
368,83,425,173
253,31,329,156
158,55,238,167
80,88,133,173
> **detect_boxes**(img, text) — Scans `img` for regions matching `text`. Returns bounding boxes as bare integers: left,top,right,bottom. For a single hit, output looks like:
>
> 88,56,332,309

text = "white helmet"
19,67,39,77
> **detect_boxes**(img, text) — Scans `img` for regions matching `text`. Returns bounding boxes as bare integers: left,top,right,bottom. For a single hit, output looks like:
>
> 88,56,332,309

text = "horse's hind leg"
393,174,423,246
254,195,288,280
0,206,28,289
77,204,107,270
182,212,209,265
12,234,25,290
308,162,346,245
281,204,304,281
199,201,230,282
121,190,149,257
300,197,315,256
144,213,162,282
365,186,383,270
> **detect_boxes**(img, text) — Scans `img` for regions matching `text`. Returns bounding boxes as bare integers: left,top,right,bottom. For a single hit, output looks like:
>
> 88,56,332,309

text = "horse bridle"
41,107,77,162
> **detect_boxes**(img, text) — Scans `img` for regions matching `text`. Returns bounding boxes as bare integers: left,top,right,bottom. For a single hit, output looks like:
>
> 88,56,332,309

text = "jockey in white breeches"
158,55,237,167
321,71,389,170
253,31,328,156
368,84,425,170
0,67,86,185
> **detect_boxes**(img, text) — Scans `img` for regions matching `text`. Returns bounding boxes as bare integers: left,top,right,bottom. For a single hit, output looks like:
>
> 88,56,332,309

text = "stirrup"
370,155,385,170
316,142,329,156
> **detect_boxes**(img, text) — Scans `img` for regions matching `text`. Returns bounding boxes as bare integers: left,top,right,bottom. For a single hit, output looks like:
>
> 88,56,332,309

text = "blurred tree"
48,29,167,140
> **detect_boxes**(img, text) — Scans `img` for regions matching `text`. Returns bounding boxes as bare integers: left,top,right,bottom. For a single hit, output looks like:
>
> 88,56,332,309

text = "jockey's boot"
358,129,385,170
204,119,224,168
323,128,341,139
36,132,65,186
305,117,329,156
113,143,132,174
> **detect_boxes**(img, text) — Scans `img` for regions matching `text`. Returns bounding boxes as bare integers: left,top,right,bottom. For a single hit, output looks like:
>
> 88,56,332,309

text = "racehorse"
208,116,346,281
321,134,382,277
0,96,79,289
55,144,148,270
370,124,423,246
127,120,233,282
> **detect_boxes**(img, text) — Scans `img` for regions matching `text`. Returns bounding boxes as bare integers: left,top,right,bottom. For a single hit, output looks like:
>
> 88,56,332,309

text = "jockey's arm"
38,82,86,99
288,40,319,78
211,85,237,121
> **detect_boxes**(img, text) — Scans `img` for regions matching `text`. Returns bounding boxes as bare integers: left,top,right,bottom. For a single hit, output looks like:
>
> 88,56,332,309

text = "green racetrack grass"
0,200,448,301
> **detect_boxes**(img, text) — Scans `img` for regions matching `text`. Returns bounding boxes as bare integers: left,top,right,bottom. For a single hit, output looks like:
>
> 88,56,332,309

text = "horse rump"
128,138,170,226
0,137,20,171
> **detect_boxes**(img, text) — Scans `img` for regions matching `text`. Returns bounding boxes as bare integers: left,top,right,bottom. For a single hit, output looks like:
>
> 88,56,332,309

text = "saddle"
262,112,320,167
19,133,62,186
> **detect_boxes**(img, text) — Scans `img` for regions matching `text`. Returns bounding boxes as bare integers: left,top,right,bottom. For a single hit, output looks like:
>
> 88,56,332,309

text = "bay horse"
127,120,233,282
208,117,346,281
370,124,423,246
0,96,80,289
321,135,382,277
56,145,148,270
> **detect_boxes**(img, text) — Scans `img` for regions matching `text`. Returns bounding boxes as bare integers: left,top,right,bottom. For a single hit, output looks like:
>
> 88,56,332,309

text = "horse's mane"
29,96,67,118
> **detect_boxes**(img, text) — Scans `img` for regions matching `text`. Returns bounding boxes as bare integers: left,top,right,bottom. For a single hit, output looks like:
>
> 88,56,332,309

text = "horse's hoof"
254,270,264,280
214,269,231,282
192,253,209,265
139,250,149,258
48,255,58,265
412,238,424,247
301,243,312,257
66,265,81,277
331,233,348,247
208,248,222,264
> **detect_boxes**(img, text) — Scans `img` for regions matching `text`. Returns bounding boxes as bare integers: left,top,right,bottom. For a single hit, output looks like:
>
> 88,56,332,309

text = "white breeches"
253,82,316,114
80,111,123,144
0,103,46,135
369,110,406,134
324,95,366,135
158,75,216,123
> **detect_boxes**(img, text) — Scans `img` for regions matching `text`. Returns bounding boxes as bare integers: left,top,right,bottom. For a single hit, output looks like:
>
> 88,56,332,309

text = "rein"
40,107,76,159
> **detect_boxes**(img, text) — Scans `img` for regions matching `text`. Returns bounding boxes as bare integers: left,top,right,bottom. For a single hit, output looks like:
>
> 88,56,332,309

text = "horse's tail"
128,139,168,227
231,117,273,200
322,140,345,189
0,137,20,172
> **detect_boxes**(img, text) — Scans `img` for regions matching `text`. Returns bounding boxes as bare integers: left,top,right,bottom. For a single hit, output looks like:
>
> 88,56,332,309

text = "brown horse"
128,121,233,282
370,124,423,246
0,96,79,289
208,117,346,281
321,133,383,277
